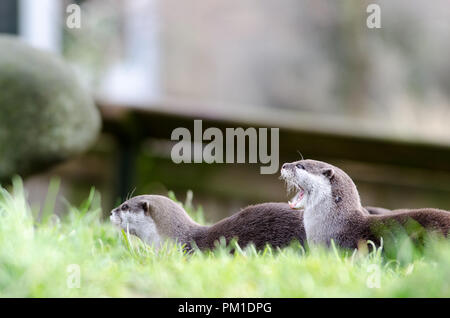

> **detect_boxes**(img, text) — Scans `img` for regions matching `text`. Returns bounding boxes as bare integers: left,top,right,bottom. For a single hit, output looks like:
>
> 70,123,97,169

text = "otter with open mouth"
280,159,450,249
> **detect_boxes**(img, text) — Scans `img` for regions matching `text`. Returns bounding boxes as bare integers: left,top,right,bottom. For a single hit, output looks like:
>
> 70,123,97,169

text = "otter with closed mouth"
110,195,305,250
110,194,392,250
280,159,450,249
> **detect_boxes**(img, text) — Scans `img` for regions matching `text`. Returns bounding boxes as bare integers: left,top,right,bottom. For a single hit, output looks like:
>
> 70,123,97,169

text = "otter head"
110,195,161,246
110,195,197,247
280,159,361,211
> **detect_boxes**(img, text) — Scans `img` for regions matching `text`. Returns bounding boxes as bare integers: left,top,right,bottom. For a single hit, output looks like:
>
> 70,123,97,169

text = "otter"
110,196,305,250
280,159,450,249
110,194,392,250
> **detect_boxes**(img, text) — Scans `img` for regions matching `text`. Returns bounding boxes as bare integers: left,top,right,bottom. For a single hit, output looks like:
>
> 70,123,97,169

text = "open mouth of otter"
288,187,304,209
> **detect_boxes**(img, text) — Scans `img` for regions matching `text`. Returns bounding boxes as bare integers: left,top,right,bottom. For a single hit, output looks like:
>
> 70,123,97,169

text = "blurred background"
0,0,449,221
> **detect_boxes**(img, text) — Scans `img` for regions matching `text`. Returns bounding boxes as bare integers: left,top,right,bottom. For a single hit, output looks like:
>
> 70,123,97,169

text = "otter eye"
296,163,305,170
121,204,129,211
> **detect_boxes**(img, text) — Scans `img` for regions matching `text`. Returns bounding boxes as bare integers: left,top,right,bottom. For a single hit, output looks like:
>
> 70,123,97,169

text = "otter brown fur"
280,159,450,249
193,202,306,250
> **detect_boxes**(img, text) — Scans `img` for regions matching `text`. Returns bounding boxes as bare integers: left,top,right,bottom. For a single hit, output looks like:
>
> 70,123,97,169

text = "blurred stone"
0,35,101,182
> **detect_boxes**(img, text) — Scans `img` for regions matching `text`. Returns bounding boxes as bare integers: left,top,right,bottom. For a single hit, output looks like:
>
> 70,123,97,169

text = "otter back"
192,203,305,250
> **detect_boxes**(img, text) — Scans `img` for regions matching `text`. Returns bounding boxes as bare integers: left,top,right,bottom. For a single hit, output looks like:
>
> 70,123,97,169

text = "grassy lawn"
0,178,449,297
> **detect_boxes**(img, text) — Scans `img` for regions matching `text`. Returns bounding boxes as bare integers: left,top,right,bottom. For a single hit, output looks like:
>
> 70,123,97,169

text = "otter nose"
282,163,291,170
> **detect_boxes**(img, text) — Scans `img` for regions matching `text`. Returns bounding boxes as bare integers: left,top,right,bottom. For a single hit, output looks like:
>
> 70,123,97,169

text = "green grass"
0,178,449,297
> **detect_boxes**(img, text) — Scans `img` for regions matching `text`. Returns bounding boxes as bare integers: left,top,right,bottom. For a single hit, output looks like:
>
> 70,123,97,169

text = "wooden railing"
99,99,450,170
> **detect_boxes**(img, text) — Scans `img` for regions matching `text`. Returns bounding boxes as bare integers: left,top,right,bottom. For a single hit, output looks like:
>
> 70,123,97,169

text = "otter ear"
141,201,150,214
321,168,334,180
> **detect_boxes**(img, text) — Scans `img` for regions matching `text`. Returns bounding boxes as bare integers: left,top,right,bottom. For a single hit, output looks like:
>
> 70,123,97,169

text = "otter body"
281,159,450,249
111,196,305,250
193,202,305,250
326,208,450,249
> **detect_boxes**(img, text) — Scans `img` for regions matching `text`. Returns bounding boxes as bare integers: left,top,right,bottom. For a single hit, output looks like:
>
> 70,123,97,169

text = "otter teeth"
288,188,304,209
